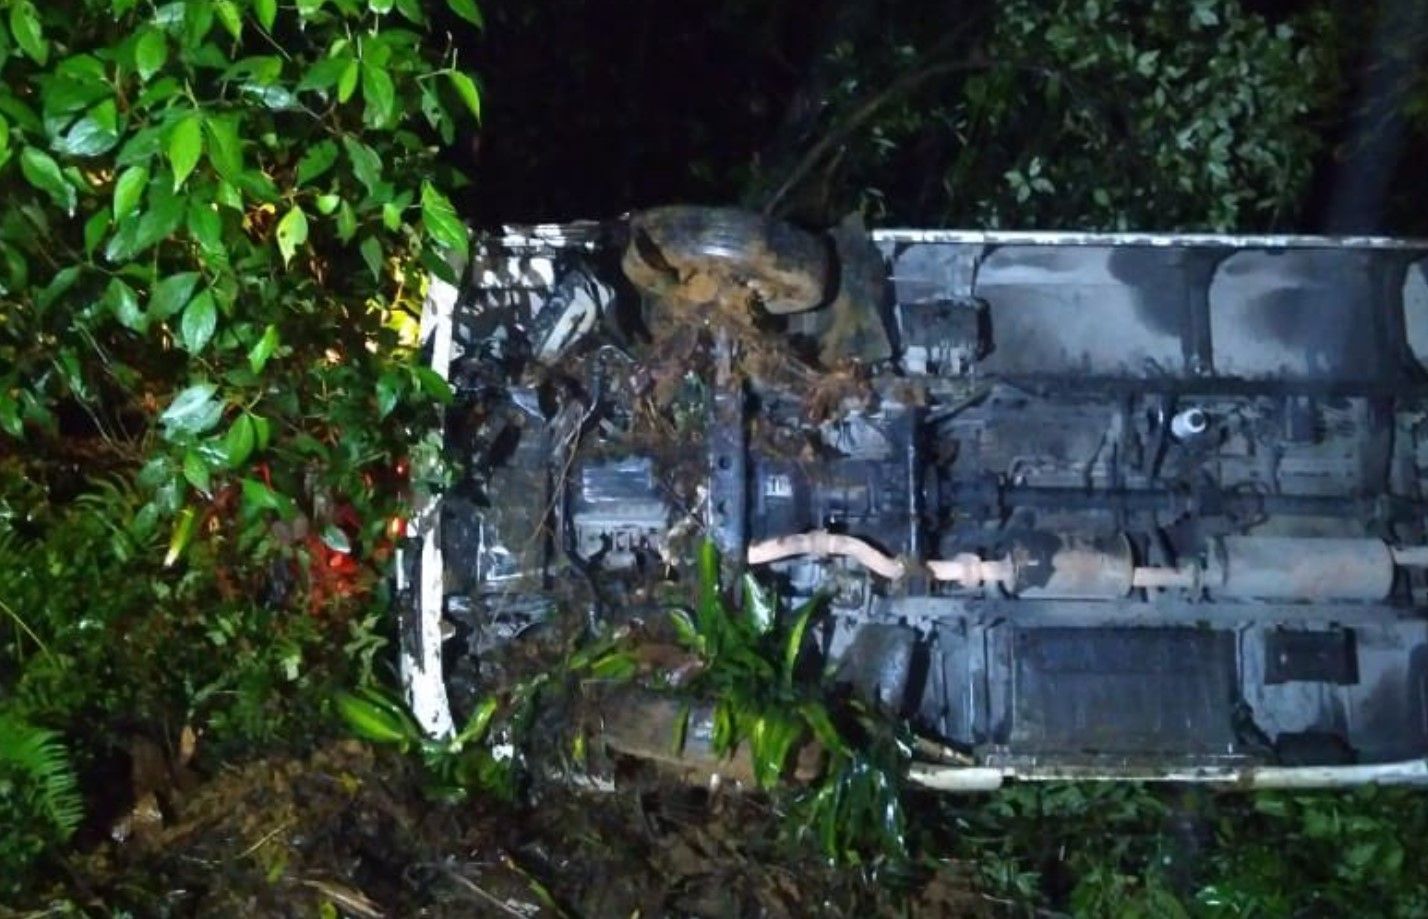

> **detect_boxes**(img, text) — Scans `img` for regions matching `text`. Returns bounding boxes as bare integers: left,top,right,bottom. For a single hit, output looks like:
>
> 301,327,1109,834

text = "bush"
0,0,482,892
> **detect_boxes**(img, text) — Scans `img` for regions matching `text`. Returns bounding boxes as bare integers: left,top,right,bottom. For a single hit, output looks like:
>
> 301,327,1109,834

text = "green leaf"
338,59,360,103
224,414,256,467
335,200,357,241
359,236,383,280
20,147,76,215
83,210,111,257
782,596,821,688
104,278,146,332
375,371,402,418
254,0,276,30
341,136,384,197
420,181,468,252
52,100,122,158
247,323,279,372
0,393,23,439
741,573,775,635
187,199,223,255
113,165,149,221
453,695,499,748
320,525,351,553
412,366,452,404
275,206,308,265
164,506,198,567
160,383,223,436
9,1,47,66
446,0,484,27
447,70,482,121
203,116,243,180
296,140,339,186
334,690,415,746
360,62,395,127
179,289,217,353
214,0,242,38
241,476,282,512
135,28,168,81
182,449,212,495
167,113,204,190
149,272,201,320
369,0,395,13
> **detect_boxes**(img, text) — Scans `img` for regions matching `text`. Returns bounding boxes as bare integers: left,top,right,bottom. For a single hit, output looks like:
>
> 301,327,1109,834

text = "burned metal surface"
410,209,1428,784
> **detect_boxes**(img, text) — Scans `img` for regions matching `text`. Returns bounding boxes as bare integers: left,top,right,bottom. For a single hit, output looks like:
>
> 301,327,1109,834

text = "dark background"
454,0,1428,234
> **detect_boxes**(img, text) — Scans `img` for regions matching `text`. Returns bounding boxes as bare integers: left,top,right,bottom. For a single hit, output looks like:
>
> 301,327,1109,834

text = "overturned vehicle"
402,207,1428,788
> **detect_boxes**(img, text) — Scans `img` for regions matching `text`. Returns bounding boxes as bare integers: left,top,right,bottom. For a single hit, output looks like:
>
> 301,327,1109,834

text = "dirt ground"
29,740,993,918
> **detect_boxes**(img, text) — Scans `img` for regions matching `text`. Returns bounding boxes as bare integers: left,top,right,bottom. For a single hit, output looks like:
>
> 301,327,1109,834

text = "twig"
439,868,531,918
762,18,990,215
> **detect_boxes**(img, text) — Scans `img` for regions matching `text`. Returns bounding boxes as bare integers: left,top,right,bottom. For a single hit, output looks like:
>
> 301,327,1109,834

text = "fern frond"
0,711,84,837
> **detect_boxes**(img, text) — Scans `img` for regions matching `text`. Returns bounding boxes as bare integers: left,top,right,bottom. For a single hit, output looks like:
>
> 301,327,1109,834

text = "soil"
37,738,992,918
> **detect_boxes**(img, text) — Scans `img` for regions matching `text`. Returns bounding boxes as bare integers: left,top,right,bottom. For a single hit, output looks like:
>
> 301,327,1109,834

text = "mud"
42,734,989,918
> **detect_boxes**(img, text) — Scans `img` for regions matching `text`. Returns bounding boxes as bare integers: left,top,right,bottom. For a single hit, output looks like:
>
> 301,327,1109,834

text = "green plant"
772,0,1338,231
0,0,482,896
666,540,911,865
0,709,83,895
334,681,530,802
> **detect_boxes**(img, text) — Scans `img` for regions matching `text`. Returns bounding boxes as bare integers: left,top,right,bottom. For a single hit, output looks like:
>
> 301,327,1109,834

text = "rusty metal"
1009,531,1137,600
1207,536,1396,601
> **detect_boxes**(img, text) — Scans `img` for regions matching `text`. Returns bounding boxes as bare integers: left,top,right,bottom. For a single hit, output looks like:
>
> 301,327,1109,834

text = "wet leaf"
112,165,148,221
179,289,217,353
104,278,146,332
159,383,223,436
741,573,775,635
320,525,351,553
254,0,276,30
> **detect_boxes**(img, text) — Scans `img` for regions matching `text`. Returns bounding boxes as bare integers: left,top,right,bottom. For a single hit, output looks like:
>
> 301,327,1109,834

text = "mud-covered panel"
1208,249,1385,381
1010,628,1238,756
1241,622,1428,763
972,245,1188,377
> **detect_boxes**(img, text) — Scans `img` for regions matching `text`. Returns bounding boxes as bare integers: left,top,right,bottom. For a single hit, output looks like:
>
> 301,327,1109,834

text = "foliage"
1195,787,1428,916
0,0,481,895
795,0,1340,230
334,680,527,803
0,709,84,894
666,540,911,865
936,782,1428,915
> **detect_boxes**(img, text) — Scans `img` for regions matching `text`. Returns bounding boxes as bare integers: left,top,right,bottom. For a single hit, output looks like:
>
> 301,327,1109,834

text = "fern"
0,711,84,839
